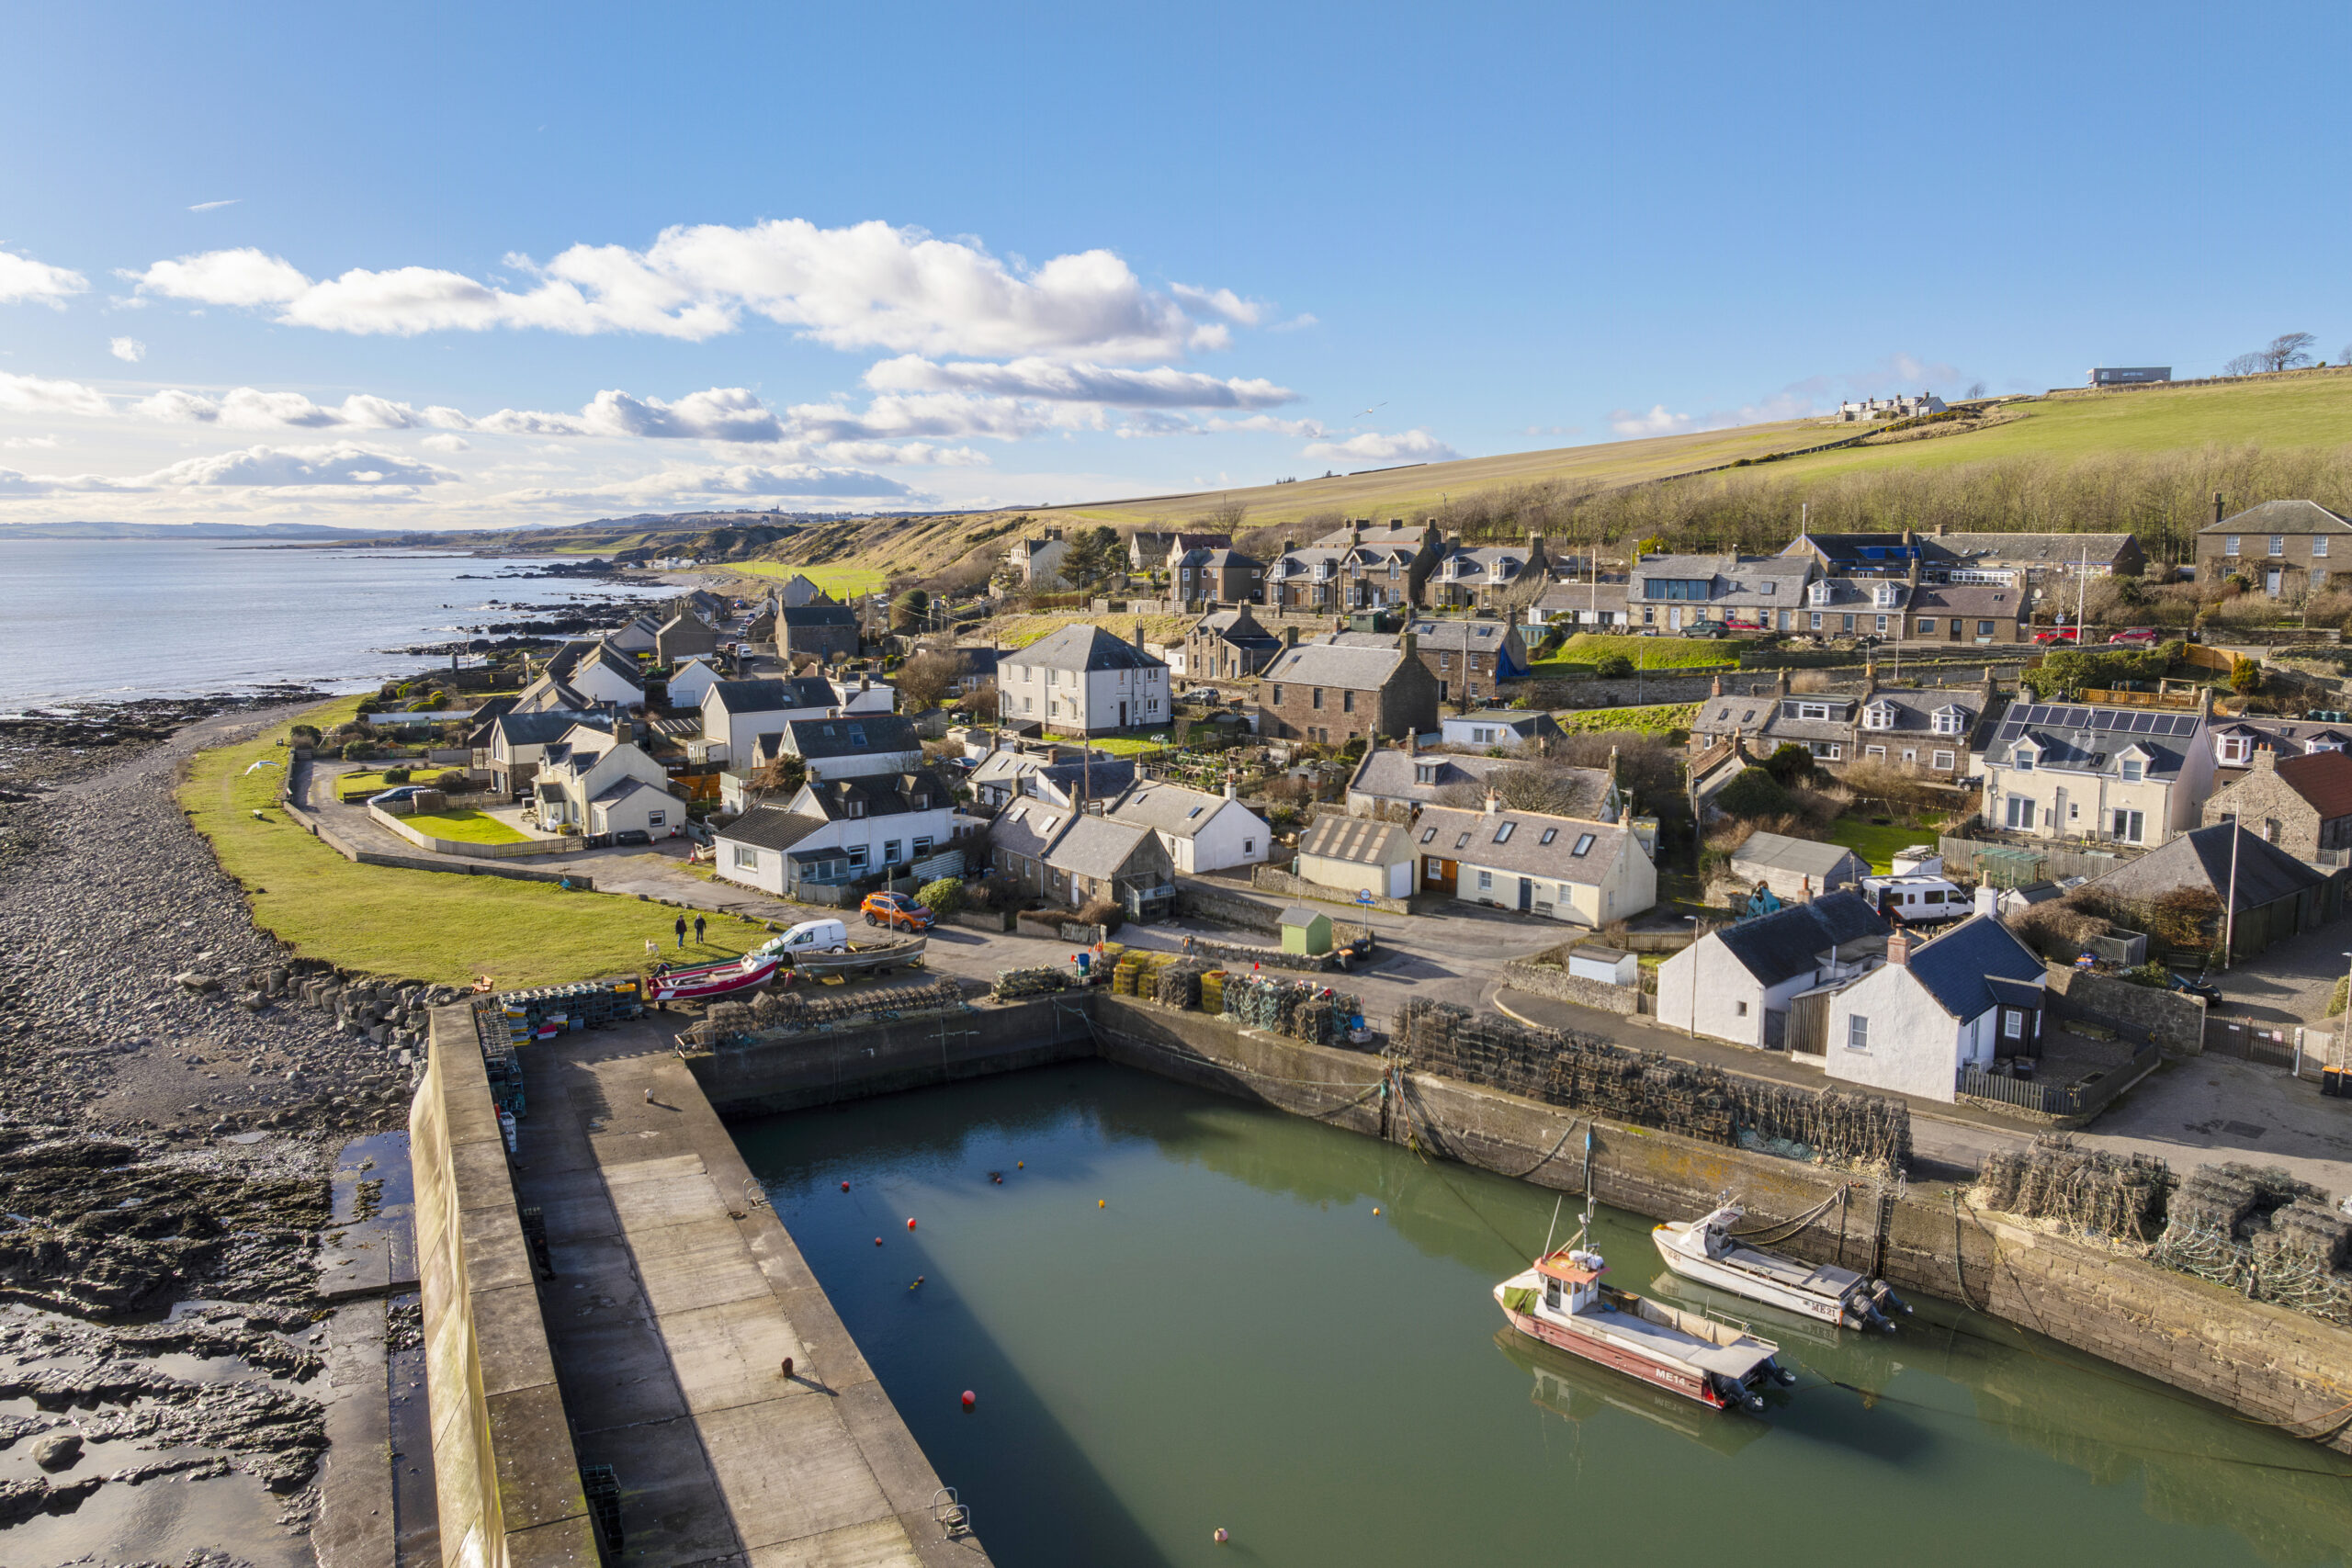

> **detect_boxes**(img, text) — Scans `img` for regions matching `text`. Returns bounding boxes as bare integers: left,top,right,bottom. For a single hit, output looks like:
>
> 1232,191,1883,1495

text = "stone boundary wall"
684,994,1096,1115
1174,883,1285,934
1250,863,1410,914
1087,996,2352,1456
2044,964,2207,1055
1497,957,1643,1015
368,804,576,862
284,797,594,890
413,1006,596,1567
1186,936,1336,974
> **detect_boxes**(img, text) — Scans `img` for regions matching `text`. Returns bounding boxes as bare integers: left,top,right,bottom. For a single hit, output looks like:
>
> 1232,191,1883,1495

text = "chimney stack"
1886,931,1911,967
1283,626,1299,648
2254,744,2278,773
1483,788,1501,817
1974,885,1999,919
2214,491,2225,528
1711,672,1724,697
1224,772,1237,800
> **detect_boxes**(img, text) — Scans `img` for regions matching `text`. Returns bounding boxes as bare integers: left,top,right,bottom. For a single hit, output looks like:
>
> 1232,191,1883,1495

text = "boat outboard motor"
1871,1280,1911,1316
1763,1357,1798,1388
1713,1374,1766,1413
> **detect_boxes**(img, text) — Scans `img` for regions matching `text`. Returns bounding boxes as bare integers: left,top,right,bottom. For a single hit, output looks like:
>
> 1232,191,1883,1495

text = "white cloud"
0,371,114,418
1268,313,1319,333
187,198,241,212
0,250,89,307
109,336,147,363
1116,412,1328,440
3,435,59,450
1608,405,1692,437
422,434,471,453
575,387,786,443
1302,428,1459,462
135,385,471,431
125,219,1257,359
865,354,1295,409
495,461,917,507
151,442,456,488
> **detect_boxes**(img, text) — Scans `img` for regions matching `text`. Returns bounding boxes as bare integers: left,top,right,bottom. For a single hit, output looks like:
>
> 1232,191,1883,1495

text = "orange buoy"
961,1389,976,1409
1017,1160,1023,1168
1098,1199,1106,1208
1374,1207,1381,1215
874,1236,884,1247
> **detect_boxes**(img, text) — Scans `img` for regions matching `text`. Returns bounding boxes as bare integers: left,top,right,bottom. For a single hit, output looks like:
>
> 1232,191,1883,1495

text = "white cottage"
1105,780,1270,874
1824,912,2048,1103
1655,891,1887,1048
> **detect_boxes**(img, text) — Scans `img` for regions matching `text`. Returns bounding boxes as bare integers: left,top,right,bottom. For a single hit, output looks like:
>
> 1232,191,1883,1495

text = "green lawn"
731,561,890,597
1553,701,1700,736
187,700,771,988
1539,633,1739,672
1082,733,1175,757
402,807,533,844
988,611,1195,650
334,767,455,801
1824,813,1947,873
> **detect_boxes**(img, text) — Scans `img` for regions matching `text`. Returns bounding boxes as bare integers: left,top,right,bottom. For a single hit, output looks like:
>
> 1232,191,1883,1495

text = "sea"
0,536,677,711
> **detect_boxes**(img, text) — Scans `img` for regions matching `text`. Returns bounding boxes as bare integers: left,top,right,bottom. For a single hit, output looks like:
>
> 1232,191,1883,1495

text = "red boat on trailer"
1495,1241,1791,1412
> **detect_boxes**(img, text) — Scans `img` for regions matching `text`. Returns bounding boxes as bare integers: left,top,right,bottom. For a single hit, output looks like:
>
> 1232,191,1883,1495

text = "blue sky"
2,1,2346,528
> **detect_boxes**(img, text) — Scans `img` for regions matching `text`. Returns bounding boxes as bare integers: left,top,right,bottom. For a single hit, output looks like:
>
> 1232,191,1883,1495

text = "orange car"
860,891,935,931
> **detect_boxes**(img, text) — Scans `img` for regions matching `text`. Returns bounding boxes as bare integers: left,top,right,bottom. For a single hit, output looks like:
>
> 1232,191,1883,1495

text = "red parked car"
860,891,935,931
2032,626,2083,645
2107,627,2160,647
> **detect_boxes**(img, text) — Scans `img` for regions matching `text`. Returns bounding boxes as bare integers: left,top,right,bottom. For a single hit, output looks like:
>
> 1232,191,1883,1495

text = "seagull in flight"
1354,401,1387,419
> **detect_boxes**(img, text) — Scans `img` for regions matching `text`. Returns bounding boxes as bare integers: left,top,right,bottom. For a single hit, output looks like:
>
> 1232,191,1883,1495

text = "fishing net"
2149,1162,2352,1325
1221,974,1360,1047
1973,1134,2175,1244
990,966,1068,1000
1387,998,1910,1169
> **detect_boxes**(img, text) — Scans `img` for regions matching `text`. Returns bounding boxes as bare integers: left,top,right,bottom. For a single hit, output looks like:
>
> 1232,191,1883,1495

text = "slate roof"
2084,823,2325,911
1936,532,2139,566
1712,891,1888,987
1906,582,2021,619
783,714,921,761
1046,815,1161,880
592,776,660,804
778,604,857,627
1297,813,1411,866
1985,702,2206,782
1410,806,1633,886
801,767,953,823
1311,520,1430,549
1402,619,1517,655
2211,717,2352,765
1107,783,1236,840
1262,641,1407,691
717,807,829,852
1032,757,1136,803
2199,500,2352,536
706,676,839,715
1446,709,1561,739
492,711,599,750
1007,624,1167,673
1345,747,1518,805
1194,608,1280,646
1730,831,1867,879
1900,916,2045,1021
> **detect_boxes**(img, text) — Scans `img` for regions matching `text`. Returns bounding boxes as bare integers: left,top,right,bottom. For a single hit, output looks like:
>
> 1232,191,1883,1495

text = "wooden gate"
1785,991,1833,1055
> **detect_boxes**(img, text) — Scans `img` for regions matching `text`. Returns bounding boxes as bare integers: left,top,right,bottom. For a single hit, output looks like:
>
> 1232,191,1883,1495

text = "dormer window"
2217,734,2252,765
2013,745,2036,773
1863,703,1894,731
1414,763,1438,784
1932,706,1965,736
2119,760,2143,784
1874,581,1900,607
1808,581,1831,606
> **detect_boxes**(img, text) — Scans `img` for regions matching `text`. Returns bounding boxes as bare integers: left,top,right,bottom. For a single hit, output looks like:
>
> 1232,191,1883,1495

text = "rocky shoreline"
0,701,419,1566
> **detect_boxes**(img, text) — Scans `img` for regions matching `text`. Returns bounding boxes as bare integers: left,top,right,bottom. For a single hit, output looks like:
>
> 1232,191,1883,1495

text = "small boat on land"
1653,1204,1909,1333
1494,1240,1791,1413
646,951,784,1003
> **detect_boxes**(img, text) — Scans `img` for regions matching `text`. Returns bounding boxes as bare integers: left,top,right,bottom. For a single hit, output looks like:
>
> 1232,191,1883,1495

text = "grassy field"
985,611,1195,650
402,807,533,844
1081,733,1176,757
185,699,771,987
729,561,890,596
1538,633,1739,672
1553,702,1700,736
1824,813,1946,873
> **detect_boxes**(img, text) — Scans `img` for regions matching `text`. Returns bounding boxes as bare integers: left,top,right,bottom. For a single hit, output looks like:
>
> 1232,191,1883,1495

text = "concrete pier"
416,1003,989,1568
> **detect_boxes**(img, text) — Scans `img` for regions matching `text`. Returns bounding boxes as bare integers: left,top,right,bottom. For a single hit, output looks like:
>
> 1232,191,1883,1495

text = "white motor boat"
1653,1204,1908,1332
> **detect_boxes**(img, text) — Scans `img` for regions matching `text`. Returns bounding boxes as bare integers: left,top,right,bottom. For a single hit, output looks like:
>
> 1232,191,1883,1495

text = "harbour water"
741,1062,2352,1568
0,536,671,709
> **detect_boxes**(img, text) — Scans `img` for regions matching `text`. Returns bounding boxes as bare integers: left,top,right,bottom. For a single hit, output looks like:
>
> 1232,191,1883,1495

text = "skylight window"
1571,834,1596,856
1539,828,1557,845
1420,827,1437,843
1454,832,1472,850
1494,822,1516,843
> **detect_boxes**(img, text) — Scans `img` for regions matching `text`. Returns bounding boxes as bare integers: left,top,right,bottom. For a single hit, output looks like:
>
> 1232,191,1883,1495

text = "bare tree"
1963,380,1987,400
894,649,961,712
2262,332,2318,373
2222,352,2267,377
1202,500,1249,533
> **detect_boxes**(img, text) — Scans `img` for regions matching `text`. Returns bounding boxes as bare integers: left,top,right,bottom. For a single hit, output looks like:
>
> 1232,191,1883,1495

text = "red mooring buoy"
961,1389,977,1409
841,1181,850,1191
907,1217,917,1230
874,1236,884,1247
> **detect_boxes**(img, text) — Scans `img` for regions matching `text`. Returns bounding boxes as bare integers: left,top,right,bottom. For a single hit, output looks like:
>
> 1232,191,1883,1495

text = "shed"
1726,831,1868,902
1294,813,1414,900
1566,944,1638,987
1279,907,1334,956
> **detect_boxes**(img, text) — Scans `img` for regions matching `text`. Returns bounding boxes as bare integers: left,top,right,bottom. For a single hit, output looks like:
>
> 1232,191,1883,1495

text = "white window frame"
2315,535,2331,558
2217,734,2251,764
2270,535,2287,557
1847,1015,1870,1051
1932,750,1955,770
732,845,759,870
2120,759,2143,783
2224,535,2240,556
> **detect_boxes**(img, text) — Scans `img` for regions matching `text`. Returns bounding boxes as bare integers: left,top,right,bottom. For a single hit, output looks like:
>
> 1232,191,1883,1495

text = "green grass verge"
1553,702,1700,736
1080,733,1175,757
730,561,890,596
1823,813,1947,873
988,611,1195,649
185,699,771,988
401,808,533,844
1546,633,1738,671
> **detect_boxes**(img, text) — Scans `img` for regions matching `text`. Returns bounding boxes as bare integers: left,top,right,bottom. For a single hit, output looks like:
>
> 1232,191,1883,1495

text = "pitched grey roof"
1108,783,1239,839
1901,916,2045,1021
592,776,659,804
1731,831,1867,879
1936,532,2139,565
1411,805,1632,886
717,807,829,852
2084,823,2325,911
783,714,921,761
492,711,598,748
1713,891,1889,987
707,676,839,715
1985,701,2206,782
1194,608,1279,645
1046,815,1159,879
1262,641,1406,691
1402,619,1515,654
1008,623,1167,673
802,768,952,823
779,604,856,627
1907,581,2021,618
1297,813,1410,865
1346,747,1514,805
1280,907,1326,928
989,798,1069,860
2201,500,2352,536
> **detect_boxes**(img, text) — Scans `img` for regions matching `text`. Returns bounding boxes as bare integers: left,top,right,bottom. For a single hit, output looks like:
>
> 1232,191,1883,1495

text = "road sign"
1357,889,1376,905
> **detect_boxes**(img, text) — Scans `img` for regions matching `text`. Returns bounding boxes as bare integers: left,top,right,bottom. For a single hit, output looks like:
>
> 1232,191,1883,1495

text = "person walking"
693,914,707,945
673,914,687,949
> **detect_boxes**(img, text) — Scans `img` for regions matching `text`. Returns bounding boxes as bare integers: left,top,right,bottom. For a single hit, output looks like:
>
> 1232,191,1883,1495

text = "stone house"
999,624,1170,737
655,614,722,666
1264,520,1441,611
1688,669,1999,784
529,721,681,839
1172,546,1262,606
1627,553,1815,634
1141,530,1232,573
1256,637,1442,747
1400,617,1528,704
2198,500,2352,599
774,574,828,608
1422,535,1549,613
777,604,860,665
1184,605,1284,682
1903,581,2025,645
2200,748,2352,863
1006,529,1070,587
2081,821,2332,961
988,801,1176,917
